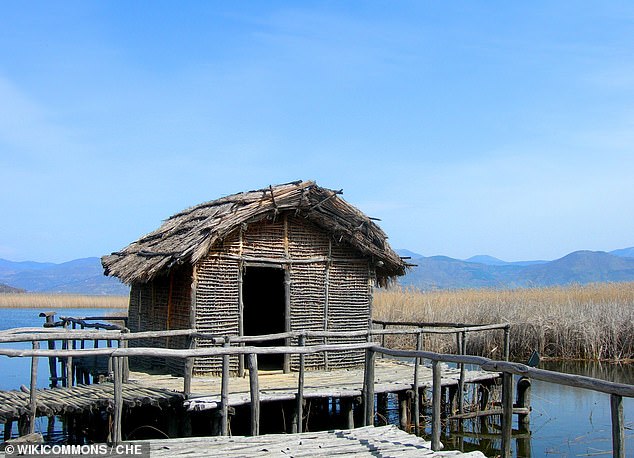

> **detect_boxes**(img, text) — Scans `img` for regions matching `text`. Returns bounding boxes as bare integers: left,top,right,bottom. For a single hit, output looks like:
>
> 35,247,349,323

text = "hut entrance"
242,266,286,370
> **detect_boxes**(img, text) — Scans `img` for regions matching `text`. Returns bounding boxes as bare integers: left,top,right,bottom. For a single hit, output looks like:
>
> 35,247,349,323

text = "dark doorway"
242,266,286,370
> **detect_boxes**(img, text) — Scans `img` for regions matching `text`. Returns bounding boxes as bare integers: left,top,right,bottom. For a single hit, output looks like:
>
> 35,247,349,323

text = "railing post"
501,371,514,457
221,338,230,436
248,353,260,436
29,341,39,434
516,377,531,429
503,325,510,361
381,323,386,357
112,355,123,444
458,330,467,414
295,333,305,433
413,331,421,436
611,394,624,458
183,336,194,398
362,346,375,426
431,360,442,451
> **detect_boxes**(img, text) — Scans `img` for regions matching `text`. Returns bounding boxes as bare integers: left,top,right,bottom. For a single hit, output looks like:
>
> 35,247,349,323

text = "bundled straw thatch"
102,180,406,286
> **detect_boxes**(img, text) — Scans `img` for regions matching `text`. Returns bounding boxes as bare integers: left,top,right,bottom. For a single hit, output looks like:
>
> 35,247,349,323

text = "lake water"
0,308,632,456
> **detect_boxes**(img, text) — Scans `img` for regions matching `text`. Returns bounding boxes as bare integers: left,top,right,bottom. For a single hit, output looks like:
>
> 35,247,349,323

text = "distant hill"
0,258,129,295
397,248,634,290
3,245,634,294
0,283,25,293
610,247,634,258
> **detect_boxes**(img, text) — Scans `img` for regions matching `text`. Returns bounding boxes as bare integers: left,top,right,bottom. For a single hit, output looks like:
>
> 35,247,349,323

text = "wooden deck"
0,383,183,423
134,424,486,457
127,359,499,411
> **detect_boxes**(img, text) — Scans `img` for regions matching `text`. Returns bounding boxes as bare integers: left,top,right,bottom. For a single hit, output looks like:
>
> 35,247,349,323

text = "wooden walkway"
126,359,499,411
0,383,184,423
136,424,486,457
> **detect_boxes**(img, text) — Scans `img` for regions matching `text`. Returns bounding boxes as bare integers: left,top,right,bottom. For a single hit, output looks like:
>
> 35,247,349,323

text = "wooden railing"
0,326,631,458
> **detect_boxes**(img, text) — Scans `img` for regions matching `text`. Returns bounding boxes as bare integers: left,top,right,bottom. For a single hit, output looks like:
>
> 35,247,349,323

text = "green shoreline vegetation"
374,282,634,362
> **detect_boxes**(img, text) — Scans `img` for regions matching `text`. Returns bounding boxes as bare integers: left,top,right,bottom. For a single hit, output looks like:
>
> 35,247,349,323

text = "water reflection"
435,360,634,457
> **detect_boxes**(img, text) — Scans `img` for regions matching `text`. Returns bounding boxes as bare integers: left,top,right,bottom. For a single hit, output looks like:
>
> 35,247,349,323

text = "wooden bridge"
0,318,631,457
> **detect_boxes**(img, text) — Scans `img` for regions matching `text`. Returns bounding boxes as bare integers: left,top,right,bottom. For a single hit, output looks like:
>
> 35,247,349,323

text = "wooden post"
183,336,194,398
221,339,230,436
283,269,291,374
516,377,531,429
343,398,355,429
238,253,245,378
398,391,409,431
112,356,123,444
381,323,386,349
501,372,514,457
413,331,421,436
458,331,467,414
503,326,510,361
611,394,624,458
295,333,305,433
431,360,442,451
120,338,129,383
248,353,260,436
362,347,375,426
3,420,12,441
29,341,39,434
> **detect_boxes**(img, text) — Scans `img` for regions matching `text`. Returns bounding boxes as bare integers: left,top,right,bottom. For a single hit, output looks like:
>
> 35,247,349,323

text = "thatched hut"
102,180,406,375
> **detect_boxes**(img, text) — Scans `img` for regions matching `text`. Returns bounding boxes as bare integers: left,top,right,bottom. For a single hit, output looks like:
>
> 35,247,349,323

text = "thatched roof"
102,180,407,285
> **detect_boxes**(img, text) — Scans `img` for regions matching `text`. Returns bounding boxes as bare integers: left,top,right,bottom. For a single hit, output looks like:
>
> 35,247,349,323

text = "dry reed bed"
373,283,634,362
0,293,128,310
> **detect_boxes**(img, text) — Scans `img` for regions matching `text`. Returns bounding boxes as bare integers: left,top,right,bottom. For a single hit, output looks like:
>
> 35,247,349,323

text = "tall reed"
0,293,128,309
373,283,634,362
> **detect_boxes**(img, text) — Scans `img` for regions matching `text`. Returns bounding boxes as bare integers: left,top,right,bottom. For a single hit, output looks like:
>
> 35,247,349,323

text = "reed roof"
102,180,407,285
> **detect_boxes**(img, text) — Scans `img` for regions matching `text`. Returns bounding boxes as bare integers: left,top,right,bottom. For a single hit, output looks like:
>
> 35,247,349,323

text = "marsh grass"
374,283,634,362
0,293,128,309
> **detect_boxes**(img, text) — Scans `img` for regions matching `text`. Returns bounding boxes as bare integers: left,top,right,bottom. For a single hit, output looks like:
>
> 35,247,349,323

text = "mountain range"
397,248,634,290
1,247,634,294
0,257,128,295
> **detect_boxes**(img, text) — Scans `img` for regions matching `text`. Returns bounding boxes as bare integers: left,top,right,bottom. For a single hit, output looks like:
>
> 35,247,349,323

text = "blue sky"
1,1,633,263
